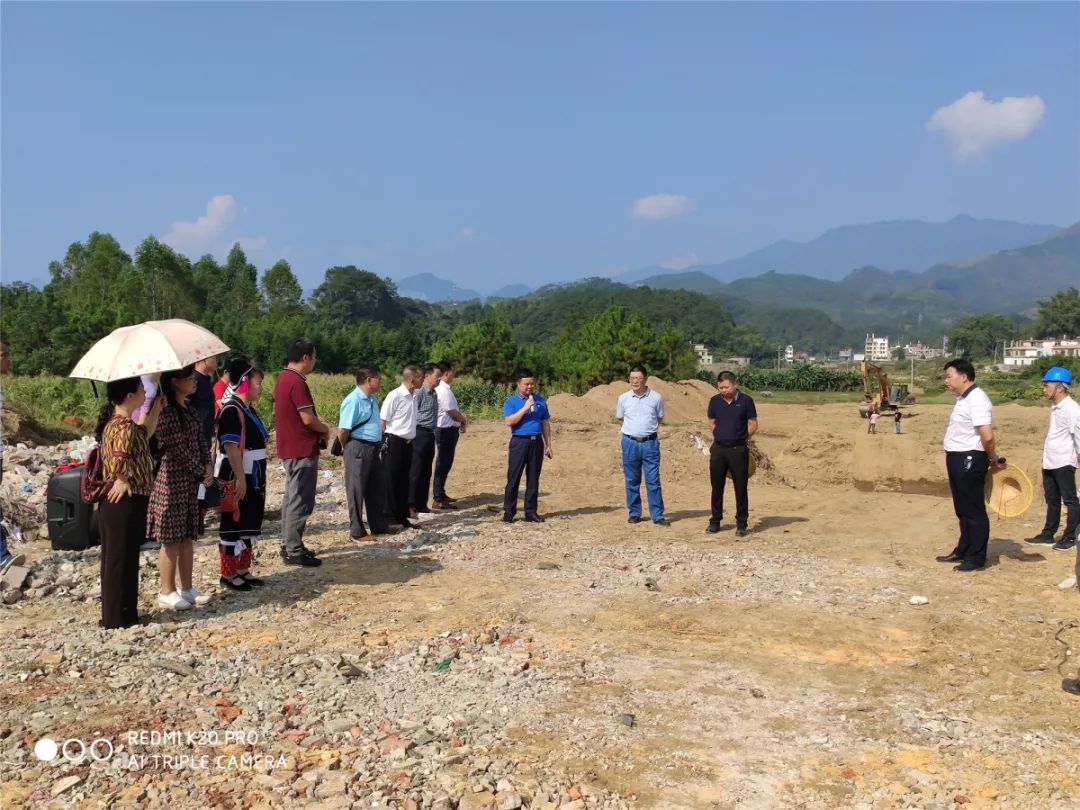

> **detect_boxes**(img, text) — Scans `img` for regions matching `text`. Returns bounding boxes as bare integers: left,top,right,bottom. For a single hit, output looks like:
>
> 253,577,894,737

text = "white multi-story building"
692,343,714,367
1003,337,1080,367
864,333,891,362
902,341,943,360
784,345,795,364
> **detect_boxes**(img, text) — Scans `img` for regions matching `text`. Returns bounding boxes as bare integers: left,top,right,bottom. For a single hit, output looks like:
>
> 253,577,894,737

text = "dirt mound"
547,377,714,426
1,401,78,447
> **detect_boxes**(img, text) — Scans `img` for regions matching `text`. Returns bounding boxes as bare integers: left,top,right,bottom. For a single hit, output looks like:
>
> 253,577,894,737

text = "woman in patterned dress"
217,357,269,591
97,376,160,629
147,365,213,610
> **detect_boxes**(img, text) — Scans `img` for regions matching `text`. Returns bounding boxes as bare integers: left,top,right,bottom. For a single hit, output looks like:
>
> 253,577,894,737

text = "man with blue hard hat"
1025,366,1080,553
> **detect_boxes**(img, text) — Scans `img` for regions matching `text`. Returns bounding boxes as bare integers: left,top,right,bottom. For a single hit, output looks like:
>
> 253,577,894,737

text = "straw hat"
984,463,1034,519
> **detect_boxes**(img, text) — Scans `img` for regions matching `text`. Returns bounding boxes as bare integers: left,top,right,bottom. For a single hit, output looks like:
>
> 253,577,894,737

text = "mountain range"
389,215,1078,341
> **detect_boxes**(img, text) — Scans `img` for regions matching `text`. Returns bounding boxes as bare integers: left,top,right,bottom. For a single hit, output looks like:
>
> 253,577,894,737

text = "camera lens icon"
34,738,59,762
34,737,113,763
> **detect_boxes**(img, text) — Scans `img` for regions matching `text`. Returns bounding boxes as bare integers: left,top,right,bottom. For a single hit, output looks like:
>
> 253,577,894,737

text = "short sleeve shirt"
339,388,382,442
415,386,439,429
1042,395,1080,469
101,416,154,495
274,368,320,459
616,388,664,437
707,391,758,443
380,384,418,440
504,393,550,437
436,380,462,428
943,384,993,452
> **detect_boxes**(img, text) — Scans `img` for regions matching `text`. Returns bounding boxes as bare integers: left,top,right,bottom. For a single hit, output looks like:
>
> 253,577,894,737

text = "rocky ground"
2,399,1080,809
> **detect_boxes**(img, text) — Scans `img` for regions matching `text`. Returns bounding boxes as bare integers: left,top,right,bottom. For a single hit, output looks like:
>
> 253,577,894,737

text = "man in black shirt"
193,356,219,535
706,372,759,537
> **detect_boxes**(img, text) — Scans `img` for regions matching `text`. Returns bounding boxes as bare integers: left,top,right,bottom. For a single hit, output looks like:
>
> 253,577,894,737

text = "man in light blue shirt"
337,366,389,539
615,365,668,526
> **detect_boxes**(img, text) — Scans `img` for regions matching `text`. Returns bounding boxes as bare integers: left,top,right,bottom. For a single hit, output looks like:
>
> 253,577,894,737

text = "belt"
416,425,435,432
387,434,413,444
354,438,380,447
512,434,542,441
713,440,747,448
623,433,658,443
946,450,987,456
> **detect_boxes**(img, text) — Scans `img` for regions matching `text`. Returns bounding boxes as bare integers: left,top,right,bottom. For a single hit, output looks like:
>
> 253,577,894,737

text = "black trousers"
344,440,390,536
98,495,148,630
383,434,414,524
503,435,544,518
433,426,460,501
710,443,749,527
408,427,437,509
1041,465,1080,542
946,451,991,566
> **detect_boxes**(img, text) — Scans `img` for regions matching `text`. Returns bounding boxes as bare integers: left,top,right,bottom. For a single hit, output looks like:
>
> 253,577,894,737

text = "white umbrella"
69,319,230,382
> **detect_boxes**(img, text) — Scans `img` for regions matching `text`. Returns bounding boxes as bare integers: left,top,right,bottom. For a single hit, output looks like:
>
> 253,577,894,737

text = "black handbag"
332,396,377,456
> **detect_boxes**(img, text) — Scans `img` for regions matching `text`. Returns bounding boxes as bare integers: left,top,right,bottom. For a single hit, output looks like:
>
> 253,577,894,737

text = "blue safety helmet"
1042,366,1073,386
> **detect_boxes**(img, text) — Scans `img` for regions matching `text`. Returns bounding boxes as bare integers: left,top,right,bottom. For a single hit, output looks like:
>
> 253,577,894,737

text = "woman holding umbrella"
96,377,161,629
147,365,214,610
216,357,270,591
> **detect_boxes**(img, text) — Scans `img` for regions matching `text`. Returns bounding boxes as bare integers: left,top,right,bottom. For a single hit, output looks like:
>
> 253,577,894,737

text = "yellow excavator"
859,360,915,417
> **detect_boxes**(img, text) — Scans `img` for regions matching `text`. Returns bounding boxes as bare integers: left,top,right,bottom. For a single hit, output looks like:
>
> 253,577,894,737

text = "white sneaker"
179,587,211,607
157,591,192,610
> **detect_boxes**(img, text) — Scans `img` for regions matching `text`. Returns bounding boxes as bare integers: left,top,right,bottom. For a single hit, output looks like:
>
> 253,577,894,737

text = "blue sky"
2,1,1078,293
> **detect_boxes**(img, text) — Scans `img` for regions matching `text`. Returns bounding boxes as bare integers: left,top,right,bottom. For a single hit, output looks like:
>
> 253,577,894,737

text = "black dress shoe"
283,554,322,568
524,515,545,523
628,516,642,524
239,573,265,587
501,513,515,523
706,523,720,534
400,520,419,530
935,553,963,563
954,561,984,572
654,519,671,527
735,526,748,537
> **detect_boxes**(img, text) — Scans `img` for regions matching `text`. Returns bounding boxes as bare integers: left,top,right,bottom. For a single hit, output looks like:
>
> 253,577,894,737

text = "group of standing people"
94,354,270,628
336,361,468,539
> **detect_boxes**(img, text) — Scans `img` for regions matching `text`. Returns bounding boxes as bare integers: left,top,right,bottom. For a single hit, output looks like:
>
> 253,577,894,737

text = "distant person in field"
867,402,879,434
616,365,668,526
935,358,1002,572
706,371,758,537
433,361,467,509
274,338,330,567
1024,366,1080,553
502,368,552,523
338,365,391,539
381,365,421,529
893,410,903,434
408,364,443,517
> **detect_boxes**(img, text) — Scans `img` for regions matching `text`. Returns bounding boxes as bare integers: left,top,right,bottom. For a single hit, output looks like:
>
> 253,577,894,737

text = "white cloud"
660,253,699,270
926,91,1045,161
631,193,694,221
162,194,238,253
458,227,475,239
236,235,269,253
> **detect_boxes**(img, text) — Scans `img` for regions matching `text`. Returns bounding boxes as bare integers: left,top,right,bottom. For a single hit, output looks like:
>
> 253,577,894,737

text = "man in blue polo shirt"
616,364,669,526
338,365,391,540
502,367,552,523
706,371,758,537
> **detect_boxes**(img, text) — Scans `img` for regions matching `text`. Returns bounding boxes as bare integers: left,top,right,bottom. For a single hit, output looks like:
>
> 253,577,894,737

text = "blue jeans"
622,436,665,521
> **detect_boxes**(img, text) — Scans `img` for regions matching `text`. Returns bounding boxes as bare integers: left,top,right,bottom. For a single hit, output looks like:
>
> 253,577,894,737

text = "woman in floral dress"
147,365,213,610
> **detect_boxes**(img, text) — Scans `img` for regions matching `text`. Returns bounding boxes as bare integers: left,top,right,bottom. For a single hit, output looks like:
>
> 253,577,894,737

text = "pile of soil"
547,377,716,426
1,401,78,447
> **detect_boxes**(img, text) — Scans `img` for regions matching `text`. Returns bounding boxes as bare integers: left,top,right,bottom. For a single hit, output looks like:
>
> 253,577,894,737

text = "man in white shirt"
936,358,1004,572
1025,366,1080,552
380,366,420,529
616,365,668,526
433,361,467,509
